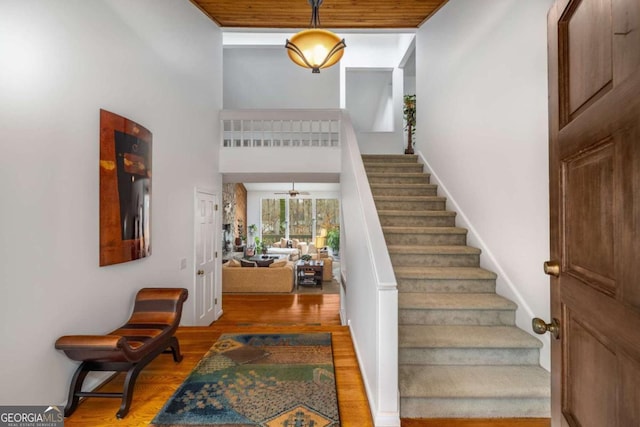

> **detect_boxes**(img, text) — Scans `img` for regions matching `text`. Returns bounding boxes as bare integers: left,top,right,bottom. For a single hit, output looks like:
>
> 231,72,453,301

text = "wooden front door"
547,0,640,425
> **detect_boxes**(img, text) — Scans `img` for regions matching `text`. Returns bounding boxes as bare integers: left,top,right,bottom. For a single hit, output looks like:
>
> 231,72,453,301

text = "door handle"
543,260,560,277
197,269,205,276
532,317,560,339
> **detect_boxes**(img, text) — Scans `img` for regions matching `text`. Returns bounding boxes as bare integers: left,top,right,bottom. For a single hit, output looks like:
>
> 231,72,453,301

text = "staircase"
362,154,550,419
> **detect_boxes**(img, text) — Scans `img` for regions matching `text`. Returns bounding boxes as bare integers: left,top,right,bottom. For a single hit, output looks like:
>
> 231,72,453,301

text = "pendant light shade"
285,0,346,73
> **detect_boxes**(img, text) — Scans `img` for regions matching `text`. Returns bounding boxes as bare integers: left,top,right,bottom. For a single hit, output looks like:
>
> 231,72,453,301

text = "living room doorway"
221,181,342,298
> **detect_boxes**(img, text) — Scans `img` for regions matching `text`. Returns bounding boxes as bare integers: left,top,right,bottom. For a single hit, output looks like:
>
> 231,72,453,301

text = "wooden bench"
55,287,188,419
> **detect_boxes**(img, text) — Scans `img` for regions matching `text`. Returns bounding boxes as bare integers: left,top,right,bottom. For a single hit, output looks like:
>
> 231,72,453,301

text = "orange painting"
99,109,152,266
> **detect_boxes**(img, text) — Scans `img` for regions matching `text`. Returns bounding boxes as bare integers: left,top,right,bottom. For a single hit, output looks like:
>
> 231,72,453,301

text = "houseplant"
326,228,340,256
403,94,416,154
248,223,258,236
254,236,263,254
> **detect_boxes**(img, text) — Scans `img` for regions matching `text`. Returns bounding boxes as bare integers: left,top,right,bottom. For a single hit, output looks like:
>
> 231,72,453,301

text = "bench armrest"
55,335,126,352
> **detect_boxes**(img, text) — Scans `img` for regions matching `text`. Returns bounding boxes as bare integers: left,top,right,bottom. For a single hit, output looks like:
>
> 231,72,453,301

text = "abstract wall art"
99,109,152,266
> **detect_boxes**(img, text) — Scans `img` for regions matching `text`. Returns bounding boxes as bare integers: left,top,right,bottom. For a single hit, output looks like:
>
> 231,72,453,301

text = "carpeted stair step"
393,266,497,293
374,196,446,211
388,245,480,267
399,325,542,365
366,172,430,184
370,183,437,197
363,162,424,174
393,267,497,293
399,365,550,418
398,293,516,325
362,154,418,163
383,226,467,246
378,210,457,227
364,154,551,419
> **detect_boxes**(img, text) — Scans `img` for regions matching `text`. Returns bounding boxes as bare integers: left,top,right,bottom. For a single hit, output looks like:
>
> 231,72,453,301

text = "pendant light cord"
310,0,322,28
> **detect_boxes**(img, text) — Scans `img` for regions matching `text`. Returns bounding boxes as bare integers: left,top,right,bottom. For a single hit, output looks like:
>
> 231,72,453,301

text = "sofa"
267,247,301,260
222,259,294,293
269,238,310,260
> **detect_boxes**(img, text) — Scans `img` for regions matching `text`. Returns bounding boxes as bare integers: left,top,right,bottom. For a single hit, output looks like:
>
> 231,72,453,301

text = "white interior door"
194,190,218,326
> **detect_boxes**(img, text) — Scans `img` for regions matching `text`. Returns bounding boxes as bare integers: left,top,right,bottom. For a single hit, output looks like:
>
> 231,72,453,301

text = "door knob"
197,269,205,276
532,317,560,339
543,260,560,277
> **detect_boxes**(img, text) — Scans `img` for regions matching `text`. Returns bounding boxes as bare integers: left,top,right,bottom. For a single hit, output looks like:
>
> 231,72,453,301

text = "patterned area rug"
150,333,340,426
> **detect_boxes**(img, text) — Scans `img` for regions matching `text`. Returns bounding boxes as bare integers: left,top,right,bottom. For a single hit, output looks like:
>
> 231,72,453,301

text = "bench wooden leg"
166,336,183,362
63,362,90,417
116,365,143,419
117,340,182,418
62,338,184,419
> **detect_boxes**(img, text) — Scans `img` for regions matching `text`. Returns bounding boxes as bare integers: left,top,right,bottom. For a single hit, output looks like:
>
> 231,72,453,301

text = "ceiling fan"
274,182,309,198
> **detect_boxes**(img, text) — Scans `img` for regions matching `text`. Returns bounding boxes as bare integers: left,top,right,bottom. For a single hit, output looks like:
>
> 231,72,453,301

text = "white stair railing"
220,109,341,148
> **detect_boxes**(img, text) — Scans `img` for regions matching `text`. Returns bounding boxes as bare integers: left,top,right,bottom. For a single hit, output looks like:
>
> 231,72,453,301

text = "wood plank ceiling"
189,0,449,29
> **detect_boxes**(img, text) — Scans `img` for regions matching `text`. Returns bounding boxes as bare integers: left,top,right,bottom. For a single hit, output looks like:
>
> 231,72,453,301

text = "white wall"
339,34,414,154
346,69,394,132
223,47,340,109
0,0,222,405
416,0,553,369
403,49,417,95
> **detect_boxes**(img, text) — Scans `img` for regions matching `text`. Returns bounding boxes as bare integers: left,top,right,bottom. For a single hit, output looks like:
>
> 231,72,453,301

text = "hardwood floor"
63,294,372,427
401,419,550,427
62,293,550,427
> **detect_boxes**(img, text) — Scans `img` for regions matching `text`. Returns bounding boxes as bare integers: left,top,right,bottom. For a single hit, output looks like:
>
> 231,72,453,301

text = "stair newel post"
403,94,416,155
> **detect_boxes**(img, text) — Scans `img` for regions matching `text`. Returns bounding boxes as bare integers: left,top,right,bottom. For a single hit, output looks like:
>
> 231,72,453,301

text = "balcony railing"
220,109,341,148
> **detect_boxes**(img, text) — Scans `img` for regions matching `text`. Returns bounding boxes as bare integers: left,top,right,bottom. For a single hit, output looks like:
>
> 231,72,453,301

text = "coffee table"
248,254,287,262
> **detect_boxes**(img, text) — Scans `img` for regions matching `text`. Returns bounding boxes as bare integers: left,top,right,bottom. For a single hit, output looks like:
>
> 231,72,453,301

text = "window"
261,198,285,245
315,199,340,247
259,197,340,246
289,198,312,242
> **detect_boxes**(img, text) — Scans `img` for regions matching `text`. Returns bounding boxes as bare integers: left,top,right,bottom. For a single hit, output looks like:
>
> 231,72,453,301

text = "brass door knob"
543,260,560,277
197,269,205,276
532,317,560,339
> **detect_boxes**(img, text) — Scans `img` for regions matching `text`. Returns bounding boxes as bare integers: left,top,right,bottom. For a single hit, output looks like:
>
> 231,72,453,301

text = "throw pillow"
228,258,241,267
269,259,288,268
240,259,257,268
292,238,299,247
286,240,293,248
280,238,288,248
256,258,274,267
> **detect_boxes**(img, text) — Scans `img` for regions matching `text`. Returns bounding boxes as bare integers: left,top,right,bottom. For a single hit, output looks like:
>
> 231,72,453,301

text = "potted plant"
254,236,263,254
403,94,416,154
326,228,340,256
